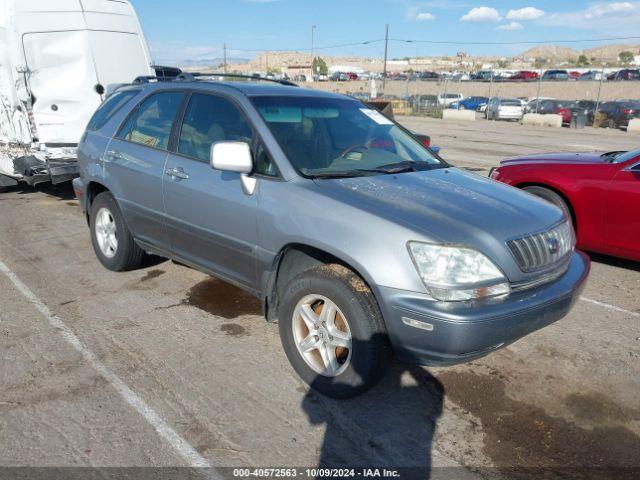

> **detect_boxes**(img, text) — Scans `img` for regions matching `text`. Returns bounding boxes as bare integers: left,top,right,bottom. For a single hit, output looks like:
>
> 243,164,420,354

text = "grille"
508,222,574,272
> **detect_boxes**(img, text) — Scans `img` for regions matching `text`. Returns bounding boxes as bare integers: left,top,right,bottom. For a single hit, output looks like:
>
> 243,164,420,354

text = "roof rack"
175,72,298,87
132,75,175,84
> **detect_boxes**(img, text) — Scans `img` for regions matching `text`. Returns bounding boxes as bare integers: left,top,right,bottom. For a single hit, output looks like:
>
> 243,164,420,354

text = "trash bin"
570,111,587,129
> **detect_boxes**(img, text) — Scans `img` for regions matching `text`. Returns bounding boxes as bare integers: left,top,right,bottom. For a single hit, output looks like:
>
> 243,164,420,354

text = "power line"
227,39,384,53
389,35,640,46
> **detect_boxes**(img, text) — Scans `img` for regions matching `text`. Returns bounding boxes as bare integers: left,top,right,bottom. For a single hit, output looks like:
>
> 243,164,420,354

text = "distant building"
285,65,313,79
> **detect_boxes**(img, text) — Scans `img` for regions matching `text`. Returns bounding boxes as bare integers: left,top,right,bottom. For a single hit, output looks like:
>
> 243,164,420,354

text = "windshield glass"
252,96,442,178
609,148,640,163
501,99,522,106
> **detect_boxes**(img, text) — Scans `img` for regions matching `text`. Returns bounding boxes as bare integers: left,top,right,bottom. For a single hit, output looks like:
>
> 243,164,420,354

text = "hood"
501,152,607,166
312,167,564,246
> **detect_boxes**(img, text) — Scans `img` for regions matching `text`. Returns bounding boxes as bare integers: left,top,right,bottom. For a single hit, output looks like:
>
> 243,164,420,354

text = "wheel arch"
262,243,379,323
84,181,111,225
516,181,578,232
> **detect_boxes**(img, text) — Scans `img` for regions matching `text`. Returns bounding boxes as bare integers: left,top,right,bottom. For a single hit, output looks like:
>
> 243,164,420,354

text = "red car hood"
501,152,607,166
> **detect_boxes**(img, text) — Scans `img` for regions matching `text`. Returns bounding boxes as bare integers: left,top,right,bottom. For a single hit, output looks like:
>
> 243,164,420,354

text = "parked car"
485,97,524,121
509,71,539,81
596,101,640,129
542,70,569,81
491,149,640,262
415,94,439,110
536,100,576,124
471,70,494,81
578,70,604,81
610,69,640,81
568,71,581,80
73,77,589,398
418,71,439,80
451,73,471,82
437,92,464,106
523,97,555,114
450,96,488,111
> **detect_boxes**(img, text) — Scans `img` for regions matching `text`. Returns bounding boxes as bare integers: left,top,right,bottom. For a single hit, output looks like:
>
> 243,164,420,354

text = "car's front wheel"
90,191,144,271
279,264,388,398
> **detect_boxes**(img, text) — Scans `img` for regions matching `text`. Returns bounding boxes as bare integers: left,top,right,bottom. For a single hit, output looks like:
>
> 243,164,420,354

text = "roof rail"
132,75,175,84
175,72,298,87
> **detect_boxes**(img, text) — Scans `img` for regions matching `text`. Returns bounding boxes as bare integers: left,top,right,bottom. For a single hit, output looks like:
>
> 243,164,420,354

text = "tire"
523,186,573,225
608,119,617,130
279,264,388,398
90,191,144,271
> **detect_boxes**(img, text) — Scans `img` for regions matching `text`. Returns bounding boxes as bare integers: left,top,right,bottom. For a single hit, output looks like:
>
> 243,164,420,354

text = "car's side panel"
104,138,170,250
495,163,620,254
603,161,640,261
163,153,260,291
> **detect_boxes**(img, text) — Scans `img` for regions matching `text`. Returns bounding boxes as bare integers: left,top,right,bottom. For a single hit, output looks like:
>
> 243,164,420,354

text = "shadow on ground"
588,252,640,272
302,346,444,477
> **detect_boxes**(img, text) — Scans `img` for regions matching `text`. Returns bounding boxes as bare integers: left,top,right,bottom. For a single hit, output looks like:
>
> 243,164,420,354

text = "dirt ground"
0,120,638,479
310,80,640,102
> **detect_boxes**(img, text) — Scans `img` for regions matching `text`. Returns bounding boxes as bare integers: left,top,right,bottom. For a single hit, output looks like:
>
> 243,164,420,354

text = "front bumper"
377,250,590,366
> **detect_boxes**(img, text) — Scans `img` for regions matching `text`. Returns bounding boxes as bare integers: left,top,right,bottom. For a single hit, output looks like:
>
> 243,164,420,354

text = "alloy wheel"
292,294,352,377
95,207,118,258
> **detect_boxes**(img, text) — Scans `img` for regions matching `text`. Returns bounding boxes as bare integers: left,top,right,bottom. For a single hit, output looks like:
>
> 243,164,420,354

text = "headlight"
408,242,510,301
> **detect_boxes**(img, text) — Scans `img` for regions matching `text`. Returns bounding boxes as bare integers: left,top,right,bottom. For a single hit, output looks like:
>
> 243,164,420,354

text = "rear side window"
117,91,183,150
177,93,253,162
86,89,139,131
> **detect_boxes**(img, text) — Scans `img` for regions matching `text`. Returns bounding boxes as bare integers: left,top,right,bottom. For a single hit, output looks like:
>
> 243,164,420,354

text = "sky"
131,1,640,64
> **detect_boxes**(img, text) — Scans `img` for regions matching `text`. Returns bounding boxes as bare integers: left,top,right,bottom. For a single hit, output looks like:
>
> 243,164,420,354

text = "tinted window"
178,93,253,162
118,91,183,150
87,89,140,131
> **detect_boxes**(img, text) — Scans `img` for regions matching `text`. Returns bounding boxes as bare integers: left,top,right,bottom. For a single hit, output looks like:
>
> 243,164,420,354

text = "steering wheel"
339,144,369,159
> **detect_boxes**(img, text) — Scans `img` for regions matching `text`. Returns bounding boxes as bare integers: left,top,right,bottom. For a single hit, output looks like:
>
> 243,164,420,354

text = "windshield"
252,96,443,178
501,99,522,106
606,148,640,163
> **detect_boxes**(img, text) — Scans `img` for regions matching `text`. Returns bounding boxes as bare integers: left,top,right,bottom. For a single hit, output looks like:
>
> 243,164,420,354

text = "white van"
0,0,154,187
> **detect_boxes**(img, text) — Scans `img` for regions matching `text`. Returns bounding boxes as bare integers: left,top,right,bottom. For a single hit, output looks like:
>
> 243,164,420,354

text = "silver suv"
73,76,590,398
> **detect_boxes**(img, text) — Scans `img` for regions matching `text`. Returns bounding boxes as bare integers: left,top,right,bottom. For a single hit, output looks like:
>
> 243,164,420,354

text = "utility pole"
223,43,227,73
594,58,605,120
535,67,542,113
311,25,316,81
382,24,389,90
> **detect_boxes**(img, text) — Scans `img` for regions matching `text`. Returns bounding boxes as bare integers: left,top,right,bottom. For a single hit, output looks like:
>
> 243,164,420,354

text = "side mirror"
210,141,253,174
210,141,257,195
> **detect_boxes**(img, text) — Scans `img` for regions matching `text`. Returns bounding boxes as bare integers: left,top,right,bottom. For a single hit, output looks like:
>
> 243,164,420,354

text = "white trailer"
0,0,154,187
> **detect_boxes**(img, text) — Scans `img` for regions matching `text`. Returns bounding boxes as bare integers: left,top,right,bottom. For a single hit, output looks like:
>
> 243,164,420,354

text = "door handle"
164,167,189,180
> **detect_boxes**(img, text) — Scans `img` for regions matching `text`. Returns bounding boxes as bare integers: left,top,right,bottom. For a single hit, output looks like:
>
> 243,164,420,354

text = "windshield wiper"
355,161,417,174
310,170,379,179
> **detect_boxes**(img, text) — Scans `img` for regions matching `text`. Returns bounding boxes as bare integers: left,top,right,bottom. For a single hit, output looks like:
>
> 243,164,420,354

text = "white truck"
0,0,154,188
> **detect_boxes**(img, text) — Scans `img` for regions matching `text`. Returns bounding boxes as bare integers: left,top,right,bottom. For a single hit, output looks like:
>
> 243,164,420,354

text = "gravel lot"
1,120,638,479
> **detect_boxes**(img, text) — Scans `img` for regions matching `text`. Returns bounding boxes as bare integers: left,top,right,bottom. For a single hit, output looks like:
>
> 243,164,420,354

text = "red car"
509,70,539,81
490,149,640,261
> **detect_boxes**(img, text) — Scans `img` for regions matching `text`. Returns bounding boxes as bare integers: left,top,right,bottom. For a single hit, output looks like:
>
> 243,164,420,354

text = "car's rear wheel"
279,264,388,398
90,191,144,271
523,186,573,225
608,119,617,129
